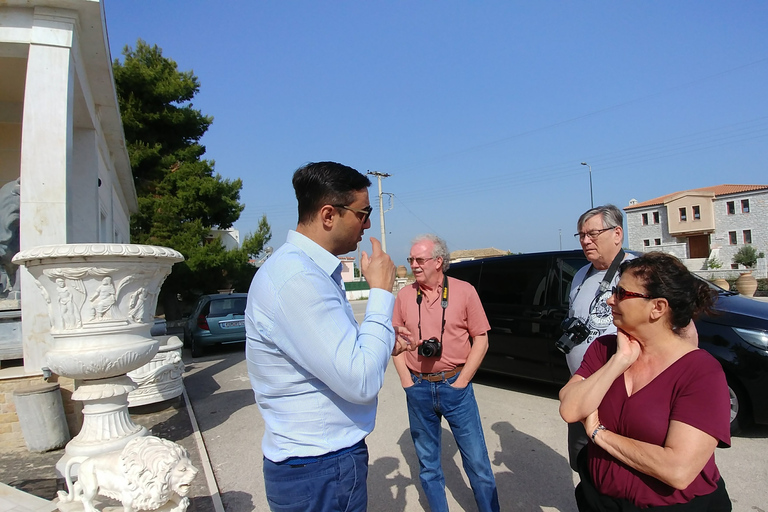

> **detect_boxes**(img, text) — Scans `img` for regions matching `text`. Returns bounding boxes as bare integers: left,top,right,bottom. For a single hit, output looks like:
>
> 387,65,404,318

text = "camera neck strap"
598,249,626,294
586,248,626,316
416,274,449,343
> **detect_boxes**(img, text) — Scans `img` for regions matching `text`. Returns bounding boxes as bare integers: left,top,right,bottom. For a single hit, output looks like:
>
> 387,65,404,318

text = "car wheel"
191,338,203,358
727,376,750,435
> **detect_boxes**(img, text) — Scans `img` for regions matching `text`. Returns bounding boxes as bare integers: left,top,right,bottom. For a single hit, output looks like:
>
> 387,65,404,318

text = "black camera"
555,317,591,354
418,337,442,358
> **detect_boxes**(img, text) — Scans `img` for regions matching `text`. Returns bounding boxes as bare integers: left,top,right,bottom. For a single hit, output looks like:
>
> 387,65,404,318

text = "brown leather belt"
409,364,464,382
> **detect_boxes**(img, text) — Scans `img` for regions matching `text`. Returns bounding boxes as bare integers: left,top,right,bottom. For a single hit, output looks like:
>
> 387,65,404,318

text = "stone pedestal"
128,335,184,407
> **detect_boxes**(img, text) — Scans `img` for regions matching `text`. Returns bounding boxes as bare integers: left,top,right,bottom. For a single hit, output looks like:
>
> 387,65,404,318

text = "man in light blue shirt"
246,161,412,512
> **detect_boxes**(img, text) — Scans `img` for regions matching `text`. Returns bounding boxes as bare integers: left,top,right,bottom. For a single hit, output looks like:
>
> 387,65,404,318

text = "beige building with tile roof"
624,184,768,277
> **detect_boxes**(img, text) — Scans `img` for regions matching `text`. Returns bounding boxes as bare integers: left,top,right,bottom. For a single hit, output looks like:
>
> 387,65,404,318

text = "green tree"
113,40,270,318
733,245,765,269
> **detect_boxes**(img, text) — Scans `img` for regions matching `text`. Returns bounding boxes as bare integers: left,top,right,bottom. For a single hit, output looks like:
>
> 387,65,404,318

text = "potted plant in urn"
706,256,730,290
732,245,765,296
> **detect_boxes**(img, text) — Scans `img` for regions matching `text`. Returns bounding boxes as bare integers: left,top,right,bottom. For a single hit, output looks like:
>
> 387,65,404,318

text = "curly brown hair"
620,252,717,331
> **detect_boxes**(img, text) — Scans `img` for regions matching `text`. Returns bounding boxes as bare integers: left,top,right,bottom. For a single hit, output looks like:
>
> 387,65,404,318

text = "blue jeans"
262,439,368,512
405,372,500,512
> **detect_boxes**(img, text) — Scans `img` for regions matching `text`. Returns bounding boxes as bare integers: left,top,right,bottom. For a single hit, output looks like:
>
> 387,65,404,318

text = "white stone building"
625,185,768,277
1,1,136,372
205,228,240,251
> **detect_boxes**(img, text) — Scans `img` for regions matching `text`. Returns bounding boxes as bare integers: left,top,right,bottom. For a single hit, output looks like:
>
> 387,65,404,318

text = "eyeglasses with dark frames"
612,285,653,301
333,204,373,224
406,257,434,266
574,226,616,240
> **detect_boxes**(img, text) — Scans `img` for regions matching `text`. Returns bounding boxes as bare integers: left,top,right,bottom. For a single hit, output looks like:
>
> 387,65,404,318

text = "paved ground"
182,344,768,512
181,300,768,511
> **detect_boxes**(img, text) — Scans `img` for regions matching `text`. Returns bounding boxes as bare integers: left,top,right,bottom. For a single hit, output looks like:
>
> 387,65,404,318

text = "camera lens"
555,336,572,354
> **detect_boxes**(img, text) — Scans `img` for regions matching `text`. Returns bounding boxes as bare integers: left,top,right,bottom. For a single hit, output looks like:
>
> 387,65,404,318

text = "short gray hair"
412,234,450,272
577,204,623,232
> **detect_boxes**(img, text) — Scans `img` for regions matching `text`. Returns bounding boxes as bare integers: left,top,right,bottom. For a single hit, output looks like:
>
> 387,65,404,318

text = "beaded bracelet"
591,424,606,442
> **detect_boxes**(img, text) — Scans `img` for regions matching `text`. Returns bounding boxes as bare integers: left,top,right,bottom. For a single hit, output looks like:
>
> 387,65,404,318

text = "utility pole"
367,171,391,252
581,162,594,208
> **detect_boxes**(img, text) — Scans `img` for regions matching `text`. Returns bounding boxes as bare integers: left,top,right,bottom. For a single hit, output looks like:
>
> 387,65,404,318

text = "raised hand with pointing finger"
360,237,396,291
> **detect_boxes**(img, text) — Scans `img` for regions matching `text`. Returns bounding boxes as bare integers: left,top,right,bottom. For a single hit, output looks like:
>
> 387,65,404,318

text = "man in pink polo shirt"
393,234,499,512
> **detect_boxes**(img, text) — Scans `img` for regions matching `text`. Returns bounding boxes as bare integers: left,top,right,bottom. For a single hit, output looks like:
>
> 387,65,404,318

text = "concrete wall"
626,205,673,250
711,191,768,272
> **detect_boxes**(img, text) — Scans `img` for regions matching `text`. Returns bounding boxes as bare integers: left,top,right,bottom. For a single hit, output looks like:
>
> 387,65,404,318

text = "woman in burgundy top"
559,252,731,511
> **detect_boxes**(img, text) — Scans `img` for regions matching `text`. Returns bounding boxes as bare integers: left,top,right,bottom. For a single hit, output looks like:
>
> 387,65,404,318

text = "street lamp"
581,162,593,208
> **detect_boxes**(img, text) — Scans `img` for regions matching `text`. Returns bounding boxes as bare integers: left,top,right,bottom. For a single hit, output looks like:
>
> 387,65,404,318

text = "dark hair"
619,252,717,331
292,162,371,224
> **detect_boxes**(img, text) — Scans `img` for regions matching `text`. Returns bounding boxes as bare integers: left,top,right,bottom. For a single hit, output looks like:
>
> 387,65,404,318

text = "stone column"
19,8,77,373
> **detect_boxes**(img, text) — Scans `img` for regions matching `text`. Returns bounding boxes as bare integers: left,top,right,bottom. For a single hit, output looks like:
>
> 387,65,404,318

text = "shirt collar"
415,276,445,296
286,230,343,277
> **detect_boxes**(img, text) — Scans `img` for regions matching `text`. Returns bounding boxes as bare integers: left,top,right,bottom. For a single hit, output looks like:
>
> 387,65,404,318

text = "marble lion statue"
57,436,198,512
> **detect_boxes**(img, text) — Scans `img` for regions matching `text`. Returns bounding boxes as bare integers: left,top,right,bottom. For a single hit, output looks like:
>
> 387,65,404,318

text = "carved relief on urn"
14,244,183,378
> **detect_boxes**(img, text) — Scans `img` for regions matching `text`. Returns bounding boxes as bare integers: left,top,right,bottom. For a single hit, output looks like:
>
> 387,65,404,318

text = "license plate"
219,319,244,328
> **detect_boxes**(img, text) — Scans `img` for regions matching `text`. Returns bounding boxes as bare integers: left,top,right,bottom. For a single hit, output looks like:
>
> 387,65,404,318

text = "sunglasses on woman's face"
612,285,652,301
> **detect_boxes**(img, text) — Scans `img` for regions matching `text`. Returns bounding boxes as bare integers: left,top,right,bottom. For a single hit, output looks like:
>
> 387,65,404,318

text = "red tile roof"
625,184,768,210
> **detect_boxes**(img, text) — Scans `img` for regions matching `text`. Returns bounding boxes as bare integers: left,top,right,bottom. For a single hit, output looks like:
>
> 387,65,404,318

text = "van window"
447,263,482,289
552,257,588,306
477,257,550,307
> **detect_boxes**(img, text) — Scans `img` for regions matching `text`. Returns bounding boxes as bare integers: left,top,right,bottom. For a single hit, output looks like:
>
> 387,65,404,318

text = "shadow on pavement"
390,428,486,512
220,489,256,511
368,456,411,511
734,423,768,439
182,345,255,434
491,421,576,511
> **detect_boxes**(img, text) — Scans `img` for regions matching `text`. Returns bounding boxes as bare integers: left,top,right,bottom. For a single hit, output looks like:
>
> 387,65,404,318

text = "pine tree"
113,40,271,318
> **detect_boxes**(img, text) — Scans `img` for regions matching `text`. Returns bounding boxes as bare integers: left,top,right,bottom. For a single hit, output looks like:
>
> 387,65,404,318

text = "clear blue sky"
104,1,768,266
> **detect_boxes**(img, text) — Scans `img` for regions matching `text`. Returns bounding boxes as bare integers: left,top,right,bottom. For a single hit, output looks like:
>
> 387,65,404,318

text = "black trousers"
574,446,731,512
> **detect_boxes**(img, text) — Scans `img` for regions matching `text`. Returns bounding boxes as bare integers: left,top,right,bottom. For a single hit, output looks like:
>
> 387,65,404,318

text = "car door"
474,254,556,382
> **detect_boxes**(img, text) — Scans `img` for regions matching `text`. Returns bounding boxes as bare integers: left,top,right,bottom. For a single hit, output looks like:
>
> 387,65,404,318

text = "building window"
731,264,739,269
692,205,700,220
654,239,661,245
643,239,650,247
653,211,660,224
729,231,737,245
742,199,750,213
727,201,735,215
744,230,752,244
642,213,648,225
679,207,687,221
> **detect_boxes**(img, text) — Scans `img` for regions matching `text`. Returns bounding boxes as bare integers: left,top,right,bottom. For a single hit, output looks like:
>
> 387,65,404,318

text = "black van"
447,250,768,432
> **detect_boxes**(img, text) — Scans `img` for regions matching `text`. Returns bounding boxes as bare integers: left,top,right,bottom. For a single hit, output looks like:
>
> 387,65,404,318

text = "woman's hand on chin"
615,329,641,368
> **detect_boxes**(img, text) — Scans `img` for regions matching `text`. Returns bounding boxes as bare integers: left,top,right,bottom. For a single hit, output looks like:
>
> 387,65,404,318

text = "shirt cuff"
367,287,395,316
